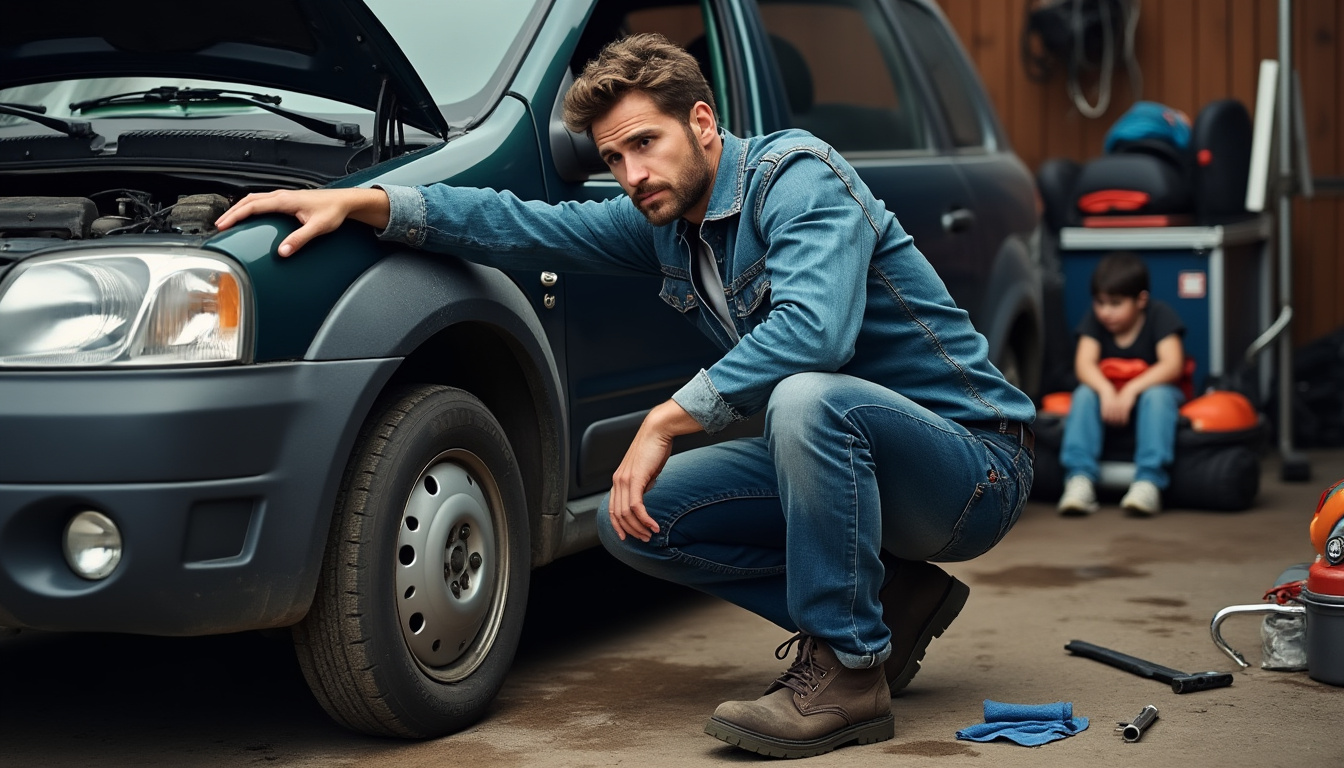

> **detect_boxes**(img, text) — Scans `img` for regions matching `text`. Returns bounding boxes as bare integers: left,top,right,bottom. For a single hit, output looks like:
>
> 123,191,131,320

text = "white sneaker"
1121,480,1163,516
1058,475,1099,515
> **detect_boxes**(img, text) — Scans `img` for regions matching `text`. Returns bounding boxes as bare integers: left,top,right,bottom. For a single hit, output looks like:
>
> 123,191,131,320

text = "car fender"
305,249,569,526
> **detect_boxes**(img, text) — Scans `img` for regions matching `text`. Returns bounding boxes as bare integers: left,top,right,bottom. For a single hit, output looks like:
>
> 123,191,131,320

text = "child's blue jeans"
1060,383,1184,488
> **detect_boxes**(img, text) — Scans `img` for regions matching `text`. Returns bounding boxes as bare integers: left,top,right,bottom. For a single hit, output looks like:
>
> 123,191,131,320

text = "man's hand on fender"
609,399,703,542
214,187,392,256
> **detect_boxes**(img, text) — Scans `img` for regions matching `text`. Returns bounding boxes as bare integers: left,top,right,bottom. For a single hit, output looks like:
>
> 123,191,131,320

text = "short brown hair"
563,33,717,134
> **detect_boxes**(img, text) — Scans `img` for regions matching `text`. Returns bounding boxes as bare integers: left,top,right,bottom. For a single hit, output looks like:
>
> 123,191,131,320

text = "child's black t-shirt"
1076,300,1186,364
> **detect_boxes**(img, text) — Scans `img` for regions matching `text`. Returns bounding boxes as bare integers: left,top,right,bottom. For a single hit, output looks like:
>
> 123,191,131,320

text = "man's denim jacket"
378,130,1034,434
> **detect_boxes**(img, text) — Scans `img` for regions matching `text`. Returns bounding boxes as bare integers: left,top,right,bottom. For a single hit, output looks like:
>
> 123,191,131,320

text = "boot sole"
887,576,970,694
705,712,895,758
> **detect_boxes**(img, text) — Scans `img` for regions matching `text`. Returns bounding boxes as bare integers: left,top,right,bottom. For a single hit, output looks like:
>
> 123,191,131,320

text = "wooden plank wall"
937,0,1342,346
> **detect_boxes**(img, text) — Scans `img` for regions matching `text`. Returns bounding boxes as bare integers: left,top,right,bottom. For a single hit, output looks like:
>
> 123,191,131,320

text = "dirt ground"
1,450,1341,768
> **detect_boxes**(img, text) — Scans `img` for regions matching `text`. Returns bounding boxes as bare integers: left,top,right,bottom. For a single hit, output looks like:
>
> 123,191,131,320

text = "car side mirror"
549,70,607,183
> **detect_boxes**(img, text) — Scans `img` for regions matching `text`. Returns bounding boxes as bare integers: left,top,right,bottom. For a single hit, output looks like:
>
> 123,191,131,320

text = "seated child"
1058,251,1186,516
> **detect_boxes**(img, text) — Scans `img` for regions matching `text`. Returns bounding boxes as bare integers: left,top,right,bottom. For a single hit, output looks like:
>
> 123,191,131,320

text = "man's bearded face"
631,124,713,226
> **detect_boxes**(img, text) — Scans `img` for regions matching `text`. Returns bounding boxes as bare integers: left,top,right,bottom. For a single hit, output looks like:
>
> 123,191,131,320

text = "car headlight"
0,248,250,367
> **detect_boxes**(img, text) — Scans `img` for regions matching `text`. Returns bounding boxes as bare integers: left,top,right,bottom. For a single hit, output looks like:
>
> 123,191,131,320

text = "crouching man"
216,33,1034,759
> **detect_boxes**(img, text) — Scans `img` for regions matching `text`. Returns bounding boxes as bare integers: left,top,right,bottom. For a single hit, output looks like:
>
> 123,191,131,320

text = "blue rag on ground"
955,700,1089,746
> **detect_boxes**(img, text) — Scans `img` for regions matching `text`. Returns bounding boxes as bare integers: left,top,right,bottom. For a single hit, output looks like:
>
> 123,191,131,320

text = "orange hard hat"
1041,391,1072,416
1178,391,1258,432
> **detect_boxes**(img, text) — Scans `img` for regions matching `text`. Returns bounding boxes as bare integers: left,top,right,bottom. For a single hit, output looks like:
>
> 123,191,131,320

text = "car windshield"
370,0,545,116
0,0,545,132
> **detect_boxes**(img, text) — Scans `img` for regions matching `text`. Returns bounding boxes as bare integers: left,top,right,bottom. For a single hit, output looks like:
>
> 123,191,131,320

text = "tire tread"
292,384,526,738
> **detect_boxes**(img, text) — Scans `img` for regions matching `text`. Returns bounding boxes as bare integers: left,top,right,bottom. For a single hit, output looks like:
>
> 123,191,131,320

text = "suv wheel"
293,384,530,738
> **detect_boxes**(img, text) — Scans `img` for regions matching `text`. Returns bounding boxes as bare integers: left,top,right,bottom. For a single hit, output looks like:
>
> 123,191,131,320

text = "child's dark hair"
1091,251,1150,298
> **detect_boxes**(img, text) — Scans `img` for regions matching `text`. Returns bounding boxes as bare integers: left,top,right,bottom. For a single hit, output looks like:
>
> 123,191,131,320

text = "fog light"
62,511,122,580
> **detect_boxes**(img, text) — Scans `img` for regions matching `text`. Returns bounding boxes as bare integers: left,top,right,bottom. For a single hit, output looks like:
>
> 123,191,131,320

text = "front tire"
293,384,530,738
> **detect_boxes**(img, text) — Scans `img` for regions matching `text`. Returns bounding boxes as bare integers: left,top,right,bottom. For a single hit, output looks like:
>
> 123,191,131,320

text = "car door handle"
941,208,976,233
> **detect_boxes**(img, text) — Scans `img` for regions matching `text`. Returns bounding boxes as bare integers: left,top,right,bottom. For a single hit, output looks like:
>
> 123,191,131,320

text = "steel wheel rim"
395,448,509,683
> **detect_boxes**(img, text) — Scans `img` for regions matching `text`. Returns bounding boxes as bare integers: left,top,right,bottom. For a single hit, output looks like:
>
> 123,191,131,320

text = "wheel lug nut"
459,524,471,540
460,571,471,590
450,581,461,597
469,552,482,570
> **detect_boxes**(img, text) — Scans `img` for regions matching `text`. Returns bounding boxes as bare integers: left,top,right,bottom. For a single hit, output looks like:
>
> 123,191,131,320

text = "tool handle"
1170,672,1235,694
1065,640,1183,682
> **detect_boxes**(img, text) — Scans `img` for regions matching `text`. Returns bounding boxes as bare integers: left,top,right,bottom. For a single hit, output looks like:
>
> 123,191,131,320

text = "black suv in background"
0,0,1041,738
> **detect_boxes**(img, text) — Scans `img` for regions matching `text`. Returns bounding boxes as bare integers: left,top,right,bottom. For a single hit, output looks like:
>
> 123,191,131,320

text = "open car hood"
0,0,449,137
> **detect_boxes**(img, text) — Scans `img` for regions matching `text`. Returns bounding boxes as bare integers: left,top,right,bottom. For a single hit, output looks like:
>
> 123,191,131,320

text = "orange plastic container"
1179,391,1259,432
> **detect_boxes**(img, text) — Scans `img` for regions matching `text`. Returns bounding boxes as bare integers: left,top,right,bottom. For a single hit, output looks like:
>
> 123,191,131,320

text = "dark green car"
0,0,1041,738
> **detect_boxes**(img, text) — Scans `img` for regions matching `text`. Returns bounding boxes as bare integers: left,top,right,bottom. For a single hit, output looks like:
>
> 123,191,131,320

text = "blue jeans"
1059,384,1184,488
597,372,1032,669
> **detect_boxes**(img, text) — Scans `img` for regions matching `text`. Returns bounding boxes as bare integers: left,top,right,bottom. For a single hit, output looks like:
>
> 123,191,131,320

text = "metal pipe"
1119,705,1159,743
1209,602,1305,669
1244,305,1292,364
1276,0,1297,462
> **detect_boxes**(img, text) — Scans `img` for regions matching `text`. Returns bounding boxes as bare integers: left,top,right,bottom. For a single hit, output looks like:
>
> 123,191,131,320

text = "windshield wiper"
70,86,364,145
0,102,100,140
70,85,285,112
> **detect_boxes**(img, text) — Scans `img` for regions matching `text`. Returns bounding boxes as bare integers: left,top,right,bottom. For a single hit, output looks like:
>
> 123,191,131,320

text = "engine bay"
0,172,297,240
0,191,234,240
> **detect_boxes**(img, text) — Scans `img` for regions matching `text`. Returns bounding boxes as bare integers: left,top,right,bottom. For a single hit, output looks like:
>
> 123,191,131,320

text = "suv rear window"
891,0,987,148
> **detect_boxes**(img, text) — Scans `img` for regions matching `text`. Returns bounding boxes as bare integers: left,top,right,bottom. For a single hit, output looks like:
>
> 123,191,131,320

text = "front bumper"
0,359,398,635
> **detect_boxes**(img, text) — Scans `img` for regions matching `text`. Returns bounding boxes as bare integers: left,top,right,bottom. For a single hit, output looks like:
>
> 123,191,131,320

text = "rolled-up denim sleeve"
671,369,742,434
375,183,428,248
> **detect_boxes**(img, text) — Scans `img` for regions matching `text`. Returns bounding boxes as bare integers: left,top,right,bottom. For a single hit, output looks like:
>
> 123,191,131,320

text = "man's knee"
768,372,832,411
597,493,668,560
765,372,840,437
595,495,625,552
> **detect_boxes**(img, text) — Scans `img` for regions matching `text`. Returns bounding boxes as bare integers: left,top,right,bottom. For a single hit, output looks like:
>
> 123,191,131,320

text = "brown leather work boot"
879,556,970,694
704,634,894,758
